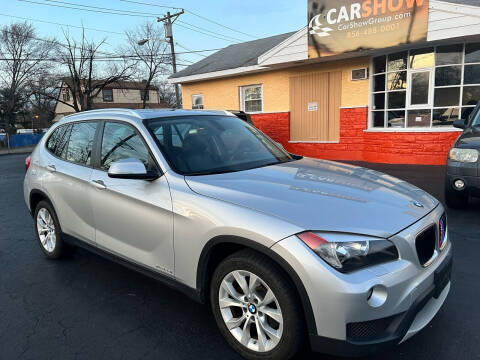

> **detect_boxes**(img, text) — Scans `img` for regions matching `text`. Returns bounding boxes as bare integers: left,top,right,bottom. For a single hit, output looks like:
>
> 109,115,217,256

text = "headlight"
297,232,399,273
449,148,479,163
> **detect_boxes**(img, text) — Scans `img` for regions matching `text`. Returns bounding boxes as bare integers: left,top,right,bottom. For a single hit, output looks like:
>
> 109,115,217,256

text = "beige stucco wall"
181,57,370,111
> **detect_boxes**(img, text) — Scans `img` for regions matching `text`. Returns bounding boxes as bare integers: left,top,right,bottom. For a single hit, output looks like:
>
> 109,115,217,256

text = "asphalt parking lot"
1,153,479,360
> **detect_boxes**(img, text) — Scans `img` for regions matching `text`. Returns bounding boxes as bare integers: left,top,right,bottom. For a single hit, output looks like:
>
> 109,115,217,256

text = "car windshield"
471,104,480,127
145,115,293,175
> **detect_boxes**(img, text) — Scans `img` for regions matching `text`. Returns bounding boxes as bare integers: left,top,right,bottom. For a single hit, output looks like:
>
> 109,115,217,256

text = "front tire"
445,182,468,208
210,249,304,360
34,200,66,259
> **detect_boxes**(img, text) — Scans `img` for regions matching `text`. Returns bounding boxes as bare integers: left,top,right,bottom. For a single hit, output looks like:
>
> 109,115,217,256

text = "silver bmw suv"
24,109,452,359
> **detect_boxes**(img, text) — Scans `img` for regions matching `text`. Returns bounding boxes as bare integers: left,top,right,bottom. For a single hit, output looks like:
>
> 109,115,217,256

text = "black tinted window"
145,115,291,175
46,126,65,153
101,122,150,171
65,122,98,166
55,125,72,159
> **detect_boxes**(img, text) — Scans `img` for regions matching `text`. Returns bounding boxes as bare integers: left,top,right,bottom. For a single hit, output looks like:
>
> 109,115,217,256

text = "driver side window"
100,122,151,171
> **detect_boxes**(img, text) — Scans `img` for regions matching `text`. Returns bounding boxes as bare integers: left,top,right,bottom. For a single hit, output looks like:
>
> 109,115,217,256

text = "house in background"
54,79,168,120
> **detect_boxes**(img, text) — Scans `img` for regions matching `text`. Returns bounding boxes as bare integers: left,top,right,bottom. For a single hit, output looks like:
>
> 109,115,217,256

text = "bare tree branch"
56,28,136,112
124,21,171,109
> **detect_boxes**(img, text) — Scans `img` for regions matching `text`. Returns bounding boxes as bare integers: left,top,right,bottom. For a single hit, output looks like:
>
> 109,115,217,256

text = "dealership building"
170,0,480,165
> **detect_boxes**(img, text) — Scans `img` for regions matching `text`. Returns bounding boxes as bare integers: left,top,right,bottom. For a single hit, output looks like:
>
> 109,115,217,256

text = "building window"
240,85,263,113
370,42,480,129
102,89,113,102
140,90,149,101
62,88,70,102
192,94,204,109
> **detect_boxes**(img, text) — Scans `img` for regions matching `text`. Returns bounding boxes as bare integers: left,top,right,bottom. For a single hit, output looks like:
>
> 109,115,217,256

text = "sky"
0,0,307,70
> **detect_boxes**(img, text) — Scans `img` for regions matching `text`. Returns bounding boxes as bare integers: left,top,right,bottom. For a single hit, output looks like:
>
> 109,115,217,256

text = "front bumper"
309,253,451,357
446,159,480,196
271,204,451,356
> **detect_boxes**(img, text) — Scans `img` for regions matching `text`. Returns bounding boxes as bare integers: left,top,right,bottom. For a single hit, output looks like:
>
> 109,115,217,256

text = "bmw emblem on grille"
412,200,424,208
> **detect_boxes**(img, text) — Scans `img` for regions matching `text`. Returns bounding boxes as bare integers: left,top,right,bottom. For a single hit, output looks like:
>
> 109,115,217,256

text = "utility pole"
158,10,184,108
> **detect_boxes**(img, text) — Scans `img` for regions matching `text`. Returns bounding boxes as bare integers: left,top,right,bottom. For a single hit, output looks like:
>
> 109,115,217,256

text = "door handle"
46,164,56,172
91,179,107,190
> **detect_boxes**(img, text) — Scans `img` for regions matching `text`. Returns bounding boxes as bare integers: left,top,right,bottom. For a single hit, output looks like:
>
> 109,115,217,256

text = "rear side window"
46,125,66,153
100,122,150,171
66,122,98,166
54,125,72,159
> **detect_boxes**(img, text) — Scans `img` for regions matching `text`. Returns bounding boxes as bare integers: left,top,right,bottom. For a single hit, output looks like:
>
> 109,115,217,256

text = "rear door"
42,121,99,245
89,121,174,275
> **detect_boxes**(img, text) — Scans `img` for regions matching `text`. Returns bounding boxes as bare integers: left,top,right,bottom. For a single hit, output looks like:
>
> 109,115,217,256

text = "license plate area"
433,254,452,298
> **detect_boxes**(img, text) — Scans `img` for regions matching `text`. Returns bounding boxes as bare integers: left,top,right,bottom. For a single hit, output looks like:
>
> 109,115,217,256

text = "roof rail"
63,108,142,119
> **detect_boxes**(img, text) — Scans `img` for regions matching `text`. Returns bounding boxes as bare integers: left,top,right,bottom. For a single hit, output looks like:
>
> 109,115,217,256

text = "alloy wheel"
218,270,283,353
36,208,56,253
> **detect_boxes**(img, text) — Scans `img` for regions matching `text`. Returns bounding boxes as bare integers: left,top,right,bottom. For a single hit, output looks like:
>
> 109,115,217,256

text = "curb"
0,149,33,157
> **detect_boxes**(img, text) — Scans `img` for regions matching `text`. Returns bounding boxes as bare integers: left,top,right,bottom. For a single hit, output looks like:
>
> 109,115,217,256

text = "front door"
90,121,174,275
407,69,433,127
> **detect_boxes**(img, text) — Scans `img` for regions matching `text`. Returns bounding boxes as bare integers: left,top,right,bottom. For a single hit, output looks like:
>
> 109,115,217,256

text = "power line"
0,13,124,36
176,20,244,42
119,0,258,39
175,42,207,58
0,25,221,56
18,0,154,18
173,22,238,43
18,0,242,43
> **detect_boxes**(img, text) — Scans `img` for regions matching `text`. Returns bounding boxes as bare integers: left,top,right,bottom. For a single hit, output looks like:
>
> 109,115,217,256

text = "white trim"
351,68,369,81
168,65,267,84
407,68,434,109
430,0,480,16
239,84,263,113
364,128,462,133
289,141,340,144
258,27,308,65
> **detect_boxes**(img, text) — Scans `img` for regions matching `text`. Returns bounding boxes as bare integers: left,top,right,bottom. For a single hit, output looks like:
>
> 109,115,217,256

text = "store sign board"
308,102,318,111
308,0,429,58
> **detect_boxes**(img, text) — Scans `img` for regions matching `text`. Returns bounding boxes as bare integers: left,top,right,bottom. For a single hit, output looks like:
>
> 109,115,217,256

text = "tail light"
25,156,31,172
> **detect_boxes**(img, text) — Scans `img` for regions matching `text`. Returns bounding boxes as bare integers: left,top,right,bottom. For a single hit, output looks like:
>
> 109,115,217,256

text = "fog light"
367,285,387,308
454,179,465,190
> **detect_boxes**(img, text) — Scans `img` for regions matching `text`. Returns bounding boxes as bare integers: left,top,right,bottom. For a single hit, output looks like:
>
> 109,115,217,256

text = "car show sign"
308,0,429,58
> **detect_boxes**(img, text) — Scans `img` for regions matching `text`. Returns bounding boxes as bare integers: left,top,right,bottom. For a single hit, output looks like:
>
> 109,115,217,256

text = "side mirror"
108,158,159,181
453,118,467,129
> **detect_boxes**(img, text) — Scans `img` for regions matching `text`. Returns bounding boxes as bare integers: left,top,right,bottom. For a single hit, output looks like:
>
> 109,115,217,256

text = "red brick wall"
251,108,461,165
251,112,290,144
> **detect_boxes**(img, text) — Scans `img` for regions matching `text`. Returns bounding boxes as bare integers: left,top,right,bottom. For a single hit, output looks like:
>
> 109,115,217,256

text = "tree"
27,74,58,127
125,21,171,109
57,29,135,112
0,22,56,133
157,80,177,108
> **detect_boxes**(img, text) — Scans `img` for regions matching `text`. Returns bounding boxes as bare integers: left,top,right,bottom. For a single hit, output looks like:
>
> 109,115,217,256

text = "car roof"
61,108,235,123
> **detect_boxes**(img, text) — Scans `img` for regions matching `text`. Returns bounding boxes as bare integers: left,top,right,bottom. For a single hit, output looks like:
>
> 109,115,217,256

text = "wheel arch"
196,235,317,335
29,189,51,215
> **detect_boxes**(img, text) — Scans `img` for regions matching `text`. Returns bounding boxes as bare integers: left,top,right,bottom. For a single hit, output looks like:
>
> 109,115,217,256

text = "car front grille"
415,224,436,266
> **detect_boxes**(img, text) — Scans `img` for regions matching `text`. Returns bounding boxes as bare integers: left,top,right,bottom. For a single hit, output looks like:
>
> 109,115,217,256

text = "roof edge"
168,64,268,84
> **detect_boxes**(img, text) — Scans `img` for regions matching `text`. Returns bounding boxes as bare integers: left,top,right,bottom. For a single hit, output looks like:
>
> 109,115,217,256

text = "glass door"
407,69,433,127
408,69,432,108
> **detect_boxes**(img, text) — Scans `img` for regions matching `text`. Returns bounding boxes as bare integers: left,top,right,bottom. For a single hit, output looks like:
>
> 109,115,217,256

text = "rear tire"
34,200,67,259
210,249,304,360
445,182,468,209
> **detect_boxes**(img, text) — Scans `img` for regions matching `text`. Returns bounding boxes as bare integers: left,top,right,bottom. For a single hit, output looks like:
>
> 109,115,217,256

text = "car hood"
184,158,438,238
454,127,480,149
